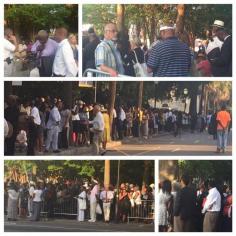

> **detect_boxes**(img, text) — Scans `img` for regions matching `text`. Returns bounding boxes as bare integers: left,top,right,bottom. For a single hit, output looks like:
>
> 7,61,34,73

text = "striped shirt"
147,37,191,77
95,39,124,76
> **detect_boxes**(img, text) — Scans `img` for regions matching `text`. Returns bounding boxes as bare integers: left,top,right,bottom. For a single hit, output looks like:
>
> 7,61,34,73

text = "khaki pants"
4,61,14,77
203,211,220,232
90,202,97,221
103,202,111,221
92,131,104,155
175,217,193,232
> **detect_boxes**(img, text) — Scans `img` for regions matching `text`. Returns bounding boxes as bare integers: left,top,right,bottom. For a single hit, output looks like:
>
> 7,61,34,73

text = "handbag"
96,203,102,214
132,50,148,77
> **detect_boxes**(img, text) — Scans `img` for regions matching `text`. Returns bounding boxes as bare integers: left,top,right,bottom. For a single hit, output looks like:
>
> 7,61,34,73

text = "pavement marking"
136,146,161,156
4,223,117,232
171,148,181,152
112,148,129,156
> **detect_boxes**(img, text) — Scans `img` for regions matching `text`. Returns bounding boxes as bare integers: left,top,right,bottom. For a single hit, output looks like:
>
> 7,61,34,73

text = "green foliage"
177,160,232,184
5,4,78,40
4,160,154,186
83,4,232,39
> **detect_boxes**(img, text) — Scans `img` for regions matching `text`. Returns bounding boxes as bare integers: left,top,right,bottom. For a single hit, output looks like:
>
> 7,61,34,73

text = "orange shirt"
216,110,231,130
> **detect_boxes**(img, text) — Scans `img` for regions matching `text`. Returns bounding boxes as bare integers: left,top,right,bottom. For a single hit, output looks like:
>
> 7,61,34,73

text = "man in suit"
173,174,197,232
210,20,232,77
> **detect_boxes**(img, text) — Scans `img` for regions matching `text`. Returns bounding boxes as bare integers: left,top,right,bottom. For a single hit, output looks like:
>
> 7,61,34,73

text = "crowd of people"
5,177,155,223
158,175,232,232
83,19,232,77
4,27,78,77
4,94,231,156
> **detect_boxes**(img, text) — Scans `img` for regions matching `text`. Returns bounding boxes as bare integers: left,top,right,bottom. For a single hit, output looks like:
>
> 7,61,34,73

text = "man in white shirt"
88,180,99,222
90,105,105,155
202,180,221,232
4,28,18,77
52,27,78,77
100,185,114,222
27,101,41,155
45,101,61,153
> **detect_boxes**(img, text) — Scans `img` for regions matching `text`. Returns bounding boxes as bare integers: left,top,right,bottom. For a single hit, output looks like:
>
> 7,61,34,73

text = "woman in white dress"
7,183,19,221
77,186,87,222
159,180,173,232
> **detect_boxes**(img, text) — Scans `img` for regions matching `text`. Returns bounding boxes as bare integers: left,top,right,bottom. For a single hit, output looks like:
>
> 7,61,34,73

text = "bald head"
104,23,118,41
54,27,68,43
37,30,49,44
93,104,101,115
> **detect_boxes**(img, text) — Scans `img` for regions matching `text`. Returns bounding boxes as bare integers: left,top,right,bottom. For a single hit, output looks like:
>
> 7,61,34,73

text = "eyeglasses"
106,29,117,33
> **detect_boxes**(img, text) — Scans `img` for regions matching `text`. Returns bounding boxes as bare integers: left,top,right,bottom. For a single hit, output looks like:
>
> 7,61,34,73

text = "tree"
5,4,78,40
137,81,143,109
116,4,125,33
108,81,117,129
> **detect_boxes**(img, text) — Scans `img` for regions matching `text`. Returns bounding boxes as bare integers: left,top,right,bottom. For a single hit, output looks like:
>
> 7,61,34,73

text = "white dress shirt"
46,106,61,129
53,38,78,77
202,187,221,213
100,190,114,202
33,189,43,202
92,111,104,131
30,106,41,125
119,108,126,121
4,38,15,59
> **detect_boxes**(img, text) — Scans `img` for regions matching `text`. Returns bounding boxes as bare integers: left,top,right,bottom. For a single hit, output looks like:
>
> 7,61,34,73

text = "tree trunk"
159,160,179,182
116,4,125,33
108,82,116,129
61,82,73,108
137,81,143,109
142,160,151,186
176,4,185,35
189,84,199,115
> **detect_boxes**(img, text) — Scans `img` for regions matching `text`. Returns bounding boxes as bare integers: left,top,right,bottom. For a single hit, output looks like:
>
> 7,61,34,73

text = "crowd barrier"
127,200,155,223
40,198,154,223
83,68,130,77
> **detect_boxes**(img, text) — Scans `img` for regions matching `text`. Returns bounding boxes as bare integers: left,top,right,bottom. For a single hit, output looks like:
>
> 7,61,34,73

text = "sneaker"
44,150,49,153
88,219,96,222
100,150,106,156
53,150,61,153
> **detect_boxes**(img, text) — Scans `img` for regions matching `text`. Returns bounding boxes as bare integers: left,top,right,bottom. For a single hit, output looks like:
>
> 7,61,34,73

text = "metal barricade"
83,68,130,77
128,200,154,223
40,197,78,218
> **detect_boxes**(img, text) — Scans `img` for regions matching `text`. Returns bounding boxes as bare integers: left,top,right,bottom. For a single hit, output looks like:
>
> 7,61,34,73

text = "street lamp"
154,82,159,108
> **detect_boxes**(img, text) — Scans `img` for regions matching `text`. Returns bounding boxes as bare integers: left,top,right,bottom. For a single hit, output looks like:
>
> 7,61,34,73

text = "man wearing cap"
147,24,191,77
95,23,124,77
90,105,105,155
209,20,232,77
216,104,231,153
31,30,58,77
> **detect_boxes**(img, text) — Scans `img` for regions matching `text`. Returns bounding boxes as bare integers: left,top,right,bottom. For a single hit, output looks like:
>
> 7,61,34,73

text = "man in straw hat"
209,20,232,77
147,23,191,77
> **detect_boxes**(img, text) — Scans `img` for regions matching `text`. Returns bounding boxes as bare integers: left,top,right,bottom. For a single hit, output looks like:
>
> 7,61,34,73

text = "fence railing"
40,198,154,223
127,200,154,223
83,68,130,77
41,197,78,217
